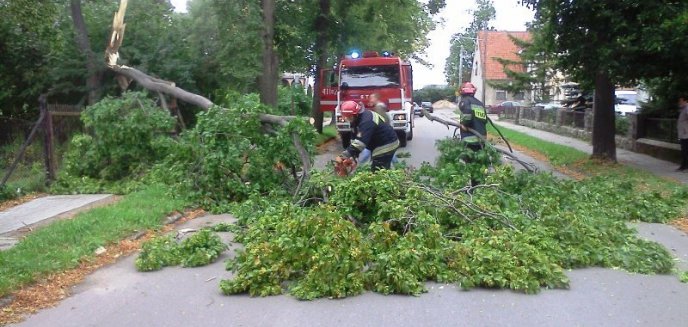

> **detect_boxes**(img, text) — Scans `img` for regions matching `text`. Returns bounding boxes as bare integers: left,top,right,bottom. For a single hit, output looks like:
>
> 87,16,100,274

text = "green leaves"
60,92,175,182
220,140,683,299
135,230,228,272
178,229,228,268
221,204,368,299
135,235,181,272
152,95,316,210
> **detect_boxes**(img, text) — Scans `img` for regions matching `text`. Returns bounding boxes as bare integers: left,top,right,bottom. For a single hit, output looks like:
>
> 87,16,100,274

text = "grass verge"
487,124,588,166
0,184,187,297
315,124,337,146
488,124,685,191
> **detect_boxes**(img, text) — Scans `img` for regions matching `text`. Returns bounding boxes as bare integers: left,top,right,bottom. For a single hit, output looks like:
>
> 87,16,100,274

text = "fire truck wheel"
340,132,351,149
396,130,407,147
407,124,413,141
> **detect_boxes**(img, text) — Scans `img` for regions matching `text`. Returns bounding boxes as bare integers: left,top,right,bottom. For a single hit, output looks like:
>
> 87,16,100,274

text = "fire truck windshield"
340,65,400,89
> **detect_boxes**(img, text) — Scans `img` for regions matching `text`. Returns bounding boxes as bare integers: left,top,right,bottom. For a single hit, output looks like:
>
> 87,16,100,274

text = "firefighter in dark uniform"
458,82,488,151
337,100,399,171
458,82,489,187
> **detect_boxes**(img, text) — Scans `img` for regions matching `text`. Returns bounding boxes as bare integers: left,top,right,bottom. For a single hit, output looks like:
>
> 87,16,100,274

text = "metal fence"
501,107,519,120
643,118,677,143
573,112,585,129
541,110,556,124
521,107,536,121
498,105,680,145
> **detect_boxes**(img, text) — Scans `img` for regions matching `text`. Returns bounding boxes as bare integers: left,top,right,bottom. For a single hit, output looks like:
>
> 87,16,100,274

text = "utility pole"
458,43,464,85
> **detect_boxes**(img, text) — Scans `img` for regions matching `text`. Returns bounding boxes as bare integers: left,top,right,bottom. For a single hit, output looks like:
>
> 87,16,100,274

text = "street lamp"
454,35,479,85
458,43,464,86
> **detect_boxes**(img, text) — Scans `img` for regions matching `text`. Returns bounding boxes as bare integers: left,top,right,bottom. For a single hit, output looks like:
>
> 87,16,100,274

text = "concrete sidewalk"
0,194,115,250
491,118,688,184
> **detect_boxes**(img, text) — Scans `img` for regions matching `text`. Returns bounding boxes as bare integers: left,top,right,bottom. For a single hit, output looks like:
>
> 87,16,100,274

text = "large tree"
70,0,103,105
310,0,331,133
522,0,688,161
0,0,63,119
444,0,495,86
259,0,278,107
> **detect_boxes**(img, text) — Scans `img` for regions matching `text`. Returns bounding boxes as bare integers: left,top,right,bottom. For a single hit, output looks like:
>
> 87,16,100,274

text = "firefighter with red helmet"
336,100,399,171
458,82,488,151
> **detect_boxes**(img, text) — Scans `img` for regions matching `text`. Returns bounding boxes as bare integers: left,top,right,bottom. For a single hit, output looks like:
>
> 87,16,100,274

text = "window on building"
496,90,506,101
514,92,525,100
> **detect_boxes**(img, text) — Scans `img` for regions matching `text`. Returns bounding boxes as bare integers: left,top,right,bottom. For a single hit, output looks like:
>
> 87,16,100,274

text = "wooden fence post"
40,95,56,184
0,104,46,187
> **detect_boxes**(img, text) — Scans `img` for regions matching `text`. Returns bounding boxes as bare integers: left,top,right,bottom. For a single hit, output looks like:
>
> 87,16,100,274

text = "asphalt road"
13,109,688,327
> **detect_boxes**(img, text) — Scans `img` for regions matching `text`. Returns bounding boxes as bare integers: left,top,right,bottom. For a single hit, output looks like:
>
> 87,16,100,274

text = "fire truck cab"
318,50,414,148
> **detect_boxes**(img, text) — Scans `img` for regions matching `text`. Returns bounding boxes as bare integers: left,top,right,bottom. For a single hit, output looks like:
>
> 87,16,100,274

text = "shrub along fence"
498,106,681,163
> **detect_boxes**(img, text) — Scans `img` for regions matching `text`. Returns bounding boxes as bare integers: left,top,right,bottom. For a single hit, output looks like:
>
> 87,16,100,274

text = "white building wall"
470,38,485,104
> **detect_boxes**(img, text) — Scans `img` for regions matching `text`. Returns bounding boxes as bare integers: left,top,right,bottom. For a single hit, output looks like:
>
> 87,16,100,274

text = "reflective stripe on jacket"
458,95,488,143
345,110,399,158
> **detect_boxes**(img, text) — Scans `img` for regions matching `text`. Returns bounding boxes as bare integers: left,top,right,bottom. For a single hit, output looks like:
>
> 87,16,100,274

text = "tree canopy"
444,0,495,86
0,0,443,122
522,0,688,160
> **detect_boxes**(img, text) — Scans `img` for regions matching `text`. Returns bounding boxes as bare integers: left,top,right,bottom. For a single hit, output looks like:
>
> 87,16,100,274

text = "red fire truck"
318,50,414,148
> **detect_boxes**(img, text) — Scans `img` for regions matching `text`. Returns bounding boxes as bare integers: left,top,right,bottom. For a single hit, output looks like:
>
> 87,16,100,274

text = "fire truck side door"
318,69,338,112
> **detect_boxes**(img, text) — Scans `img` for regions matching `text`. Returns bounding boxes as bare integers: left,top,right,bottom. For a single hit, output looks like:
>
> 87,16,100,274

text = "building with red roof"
471,30,531,106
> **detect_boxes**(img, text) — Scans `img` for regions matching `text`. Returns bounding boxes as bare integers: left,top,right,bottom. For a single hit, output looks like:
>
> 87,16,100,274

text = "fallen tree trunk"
104,0,311,188
422,109,536,173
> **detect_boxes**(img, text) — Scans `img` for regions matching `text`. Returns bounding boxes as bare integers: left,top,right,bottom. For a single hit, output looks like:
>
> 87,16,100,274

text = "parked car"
615,90,639,116
413,102,422,115
534,102,563,110
420,101,433,113
487,101,522,114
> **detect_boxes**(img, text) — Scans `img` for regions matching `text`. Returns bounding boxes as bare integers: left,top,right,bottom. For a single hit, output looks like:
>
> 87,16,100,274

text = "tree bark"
259,0,278,107
310,0,331,133
70,0,102,105
110,65,214,109
590,71,617,162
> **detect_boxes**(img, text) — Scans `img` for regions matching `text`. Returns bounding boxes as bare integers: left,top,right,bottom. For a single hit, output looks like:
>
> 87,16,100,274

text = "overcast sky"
168,0,534,88
413,0,535,88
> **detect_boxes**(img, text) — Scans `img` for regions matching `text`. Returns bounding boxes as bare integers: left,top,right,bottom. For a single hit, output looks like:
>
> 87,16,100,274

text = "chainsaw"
334,156,357,177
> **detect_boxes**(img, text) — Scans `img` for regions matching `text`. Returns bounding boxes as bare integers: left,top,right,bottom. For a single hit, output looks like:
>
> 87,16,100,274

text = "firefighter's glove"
338,150,354,162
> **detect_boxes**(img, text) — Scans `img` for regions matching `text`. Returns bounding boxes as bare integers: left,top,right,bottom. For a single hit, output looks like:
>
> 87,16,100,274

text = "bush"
277,85,312,116
0,184,14,201
616,116,629,136
60,92,175,181
152,94,316,211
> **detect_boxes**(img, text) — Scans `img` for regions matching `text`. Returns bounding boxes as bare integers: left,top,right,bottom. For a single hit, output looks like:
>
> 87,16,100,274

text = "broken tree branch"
422,109,536,173
104,0,312,180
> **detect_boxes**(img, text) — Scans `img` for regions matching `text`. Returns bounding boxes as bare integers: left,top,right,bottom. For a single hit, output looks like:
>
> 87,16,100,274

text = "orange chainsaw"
334,156,357,177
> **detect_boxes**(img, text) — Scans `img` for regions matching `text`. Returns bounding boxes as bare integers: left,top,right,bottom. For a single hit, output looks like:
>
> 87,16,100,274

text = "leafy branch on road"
422,109,537,172
219,140,685,299
136,230,227,271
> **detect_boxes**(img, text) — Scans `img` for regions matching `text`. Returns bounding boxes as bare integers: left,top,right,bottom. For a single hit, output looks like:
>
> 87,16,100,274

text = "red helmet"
340,101,362,116
460,82,477,95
